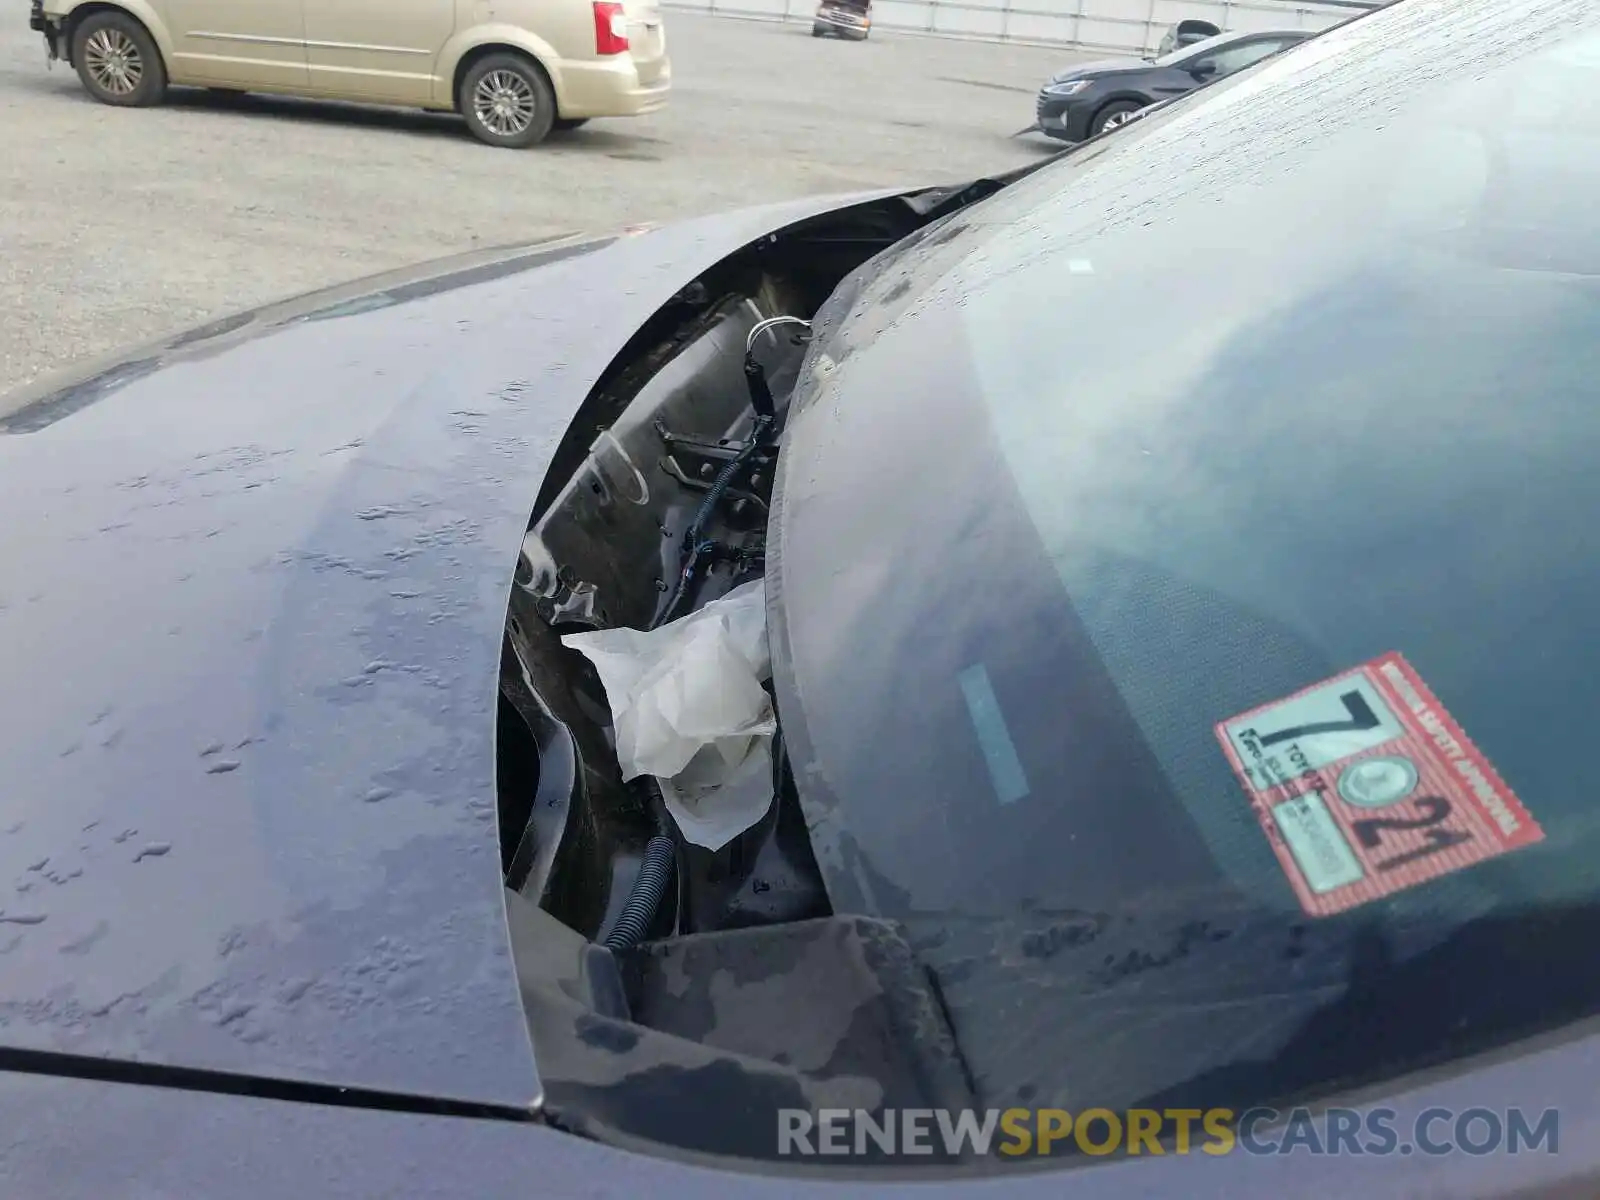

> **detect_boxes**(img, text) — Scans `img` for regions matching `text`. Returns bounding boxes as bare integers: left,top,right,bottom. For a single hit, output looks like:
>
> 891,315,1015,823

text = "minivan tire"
71,10,167,108
459,53,557,148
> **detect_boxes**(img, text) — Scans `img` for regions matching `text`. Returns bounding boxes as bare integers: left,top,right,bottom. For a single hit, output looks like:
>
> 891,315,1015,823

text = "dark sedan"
6,0,1600,1195
1034,27,1314,141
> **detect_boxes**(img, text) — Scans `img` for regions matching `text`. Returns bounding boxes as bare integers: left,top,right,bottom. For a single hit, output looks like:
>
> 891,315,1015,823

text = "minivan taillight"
593,1,630,55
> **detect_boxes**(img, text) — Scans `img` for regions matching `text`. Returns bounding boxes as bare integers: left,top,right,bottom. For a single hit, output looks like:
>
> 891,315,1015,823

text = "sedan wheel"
459,53,557,148
70,12,167,108
1089,99,1145,137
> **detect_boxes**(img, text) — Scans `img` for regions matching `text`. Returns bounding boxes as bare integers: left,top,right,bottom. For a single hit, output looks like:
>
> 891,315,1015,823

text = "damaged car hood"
0,191,895,1108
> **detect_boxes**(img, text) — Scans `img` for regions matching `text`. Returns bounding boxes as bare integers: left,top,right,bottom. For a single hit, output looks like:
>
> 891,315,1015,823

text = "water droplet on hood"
216,1001,254,1027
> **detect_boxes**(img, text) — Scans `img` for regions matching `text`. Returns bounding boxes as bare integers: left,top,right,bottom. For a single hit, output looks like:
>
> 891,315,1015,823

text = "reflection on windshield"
774,0,1600,1130
1153,35,1216,67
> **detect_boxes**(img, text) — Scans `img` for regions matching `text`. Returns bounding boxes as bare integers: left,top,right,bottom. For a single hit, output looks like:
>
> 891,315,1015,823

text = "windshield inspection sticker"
1215,652,1543,917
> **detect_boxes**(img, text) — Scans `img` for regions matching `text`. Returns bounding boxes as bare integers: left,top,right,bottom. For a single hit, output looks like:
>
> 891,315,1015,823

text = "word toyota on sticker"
1214,652,1543,918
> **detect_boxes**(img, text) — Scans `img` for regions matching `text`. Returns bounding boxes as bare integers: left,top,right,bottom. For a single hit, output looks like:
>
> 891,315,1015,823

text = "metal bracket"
653,420,777,494
657,458,769,515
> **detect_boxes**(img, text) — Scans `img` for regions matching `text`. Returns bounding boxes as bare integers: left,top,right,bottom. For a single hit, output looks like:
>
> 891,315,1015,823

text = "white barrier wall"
667,0,1380,54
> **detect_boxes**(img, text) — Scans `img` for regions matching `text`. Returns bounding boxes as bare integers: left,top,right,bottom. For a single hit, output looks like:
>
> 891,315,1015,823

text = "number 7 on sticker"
1254,690,1380,748
1222,674,1407,787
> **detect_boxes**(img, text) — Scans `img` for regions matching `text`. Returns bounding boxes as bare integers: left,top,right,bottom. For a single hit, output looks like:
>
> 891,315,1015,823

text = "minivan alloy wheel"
472,70,538,137
83,28,143,96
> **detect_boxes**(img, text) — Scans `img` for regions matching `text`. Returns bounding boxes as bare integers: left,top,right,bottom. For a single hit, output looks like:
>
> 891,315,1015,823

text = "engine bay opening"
491,190,997,1172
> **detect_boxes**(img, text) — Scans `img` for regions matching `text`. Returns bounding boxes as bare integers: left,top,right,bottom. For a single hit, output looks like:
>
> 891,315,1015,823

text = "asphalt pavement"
0,13,1080,391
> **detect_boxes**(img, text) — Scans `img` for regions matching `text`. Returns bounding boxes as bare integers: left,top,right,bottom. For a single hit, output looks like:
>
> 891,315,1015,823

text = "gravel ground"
0,13,1081,391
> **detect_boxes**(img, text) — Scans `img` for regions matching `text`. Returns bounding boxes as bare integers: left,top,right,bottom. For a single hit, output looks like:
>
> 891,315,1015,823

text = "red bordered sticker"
1214,652,1543,917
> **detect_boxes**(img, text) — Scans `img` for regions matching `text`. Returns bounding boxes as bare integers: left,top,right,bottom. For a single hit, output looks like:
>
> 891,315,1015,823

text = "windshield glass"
1154,29,1243,66
771,0,1600,1125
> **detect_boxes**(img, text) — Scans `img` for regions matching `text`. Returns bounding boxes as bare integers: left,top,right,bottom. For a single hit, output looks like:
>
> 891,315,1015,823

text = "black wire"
685,413,772,547
602,833,675,950
653,538,718,631
651,413,773,631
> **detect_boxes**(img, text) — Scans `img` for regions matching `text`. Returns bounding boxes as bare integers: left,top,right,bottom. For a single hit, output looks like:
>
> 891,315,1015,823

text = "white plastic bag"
561,579,776,850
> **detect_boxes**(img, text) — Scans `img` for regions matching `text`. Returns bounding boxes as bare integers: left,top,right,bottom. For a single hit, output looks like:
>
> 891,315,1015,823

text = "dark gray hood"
0,191,889,1109
1048,56,1151,83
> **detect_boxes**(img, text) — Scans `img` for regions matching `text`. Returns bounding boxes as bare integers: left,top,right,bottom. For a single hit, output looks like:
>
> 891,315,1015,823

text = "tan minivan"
28,0,669,147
